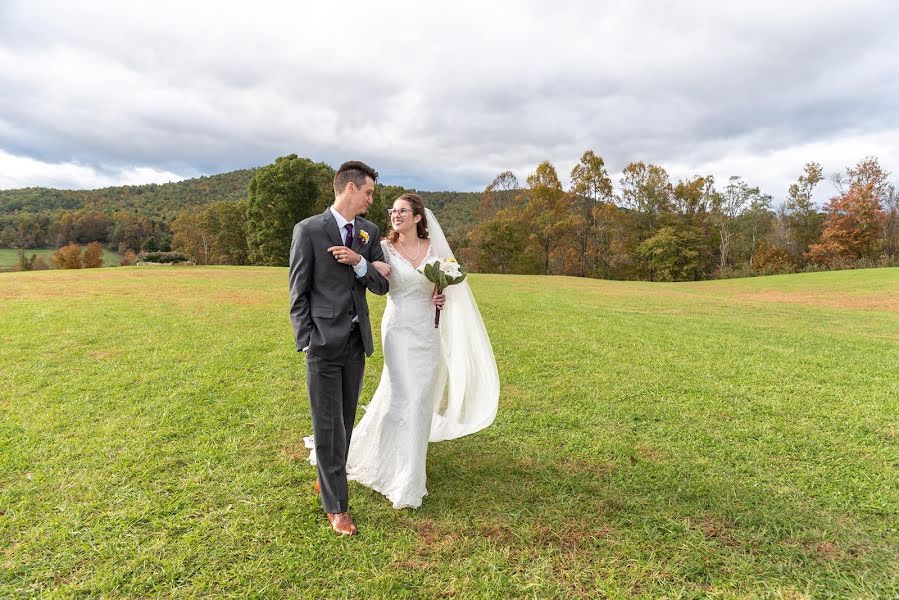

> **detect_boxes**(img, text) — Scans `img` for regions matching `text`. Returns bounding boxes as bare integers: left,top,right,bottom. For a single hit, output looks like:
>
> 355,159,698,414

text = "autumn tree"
522,161,578,274
570,150,613,276
807,157,889,265
465,162,577,275
83,241,104,268
464,211,538,274
785,162,824,261
768,201,793,258
840,156,891,197
752,242,793,273
739,191,774,267
711,176,766,272
0,227,16,247
672,175,715,217
671,175,718,275
618,161,673,240
592,201,632,278
882,184,899,258
2,213,48,248
52,242,83,269
121,249,138,266
172,201,251,265
172,209,208,264
479,171,520,219
463,172,524,272
807,185,885,265
617,162,672,278
209,201,249,264
636,226,704,281
109,211,170,253
51,212,76,247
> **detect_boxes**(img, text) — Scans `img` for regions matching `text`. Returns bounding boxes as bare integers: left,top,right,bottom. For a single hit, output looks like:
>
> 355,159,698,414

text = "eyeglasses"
387,208,414,217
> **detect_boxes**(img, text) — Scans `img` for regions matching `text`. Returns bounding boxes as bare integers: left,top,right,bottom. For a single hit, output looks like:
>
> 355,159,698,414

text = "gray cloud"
1,0,898,200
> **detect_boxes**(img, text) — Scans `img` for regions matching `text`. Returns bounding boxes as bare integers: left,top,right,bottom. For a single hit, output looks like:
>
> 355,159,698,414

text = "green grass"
0,247,122,272
1,267,897,598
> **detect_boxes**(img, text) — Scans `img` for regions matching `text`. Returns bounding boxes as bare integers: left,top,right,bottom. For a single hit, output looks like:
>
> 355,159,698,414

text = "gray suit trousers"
306,326,366,514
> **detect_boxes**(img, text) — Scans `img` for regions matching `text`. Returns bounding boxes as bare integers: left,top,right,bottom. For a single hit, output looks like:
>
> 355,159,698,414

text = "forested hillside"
4,153,897,281
0,169,256,218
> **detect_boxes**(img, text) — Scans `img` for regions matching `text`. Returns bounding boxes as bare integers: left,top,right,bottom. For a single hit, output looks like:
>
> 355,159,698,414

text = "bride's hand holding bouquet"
422,258,467,327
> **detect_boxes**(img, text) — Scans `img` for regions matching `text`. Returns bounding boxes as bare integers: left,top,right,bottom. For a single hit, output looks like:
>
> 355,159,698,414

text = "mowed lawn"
0,248,122,272
1,267,897,598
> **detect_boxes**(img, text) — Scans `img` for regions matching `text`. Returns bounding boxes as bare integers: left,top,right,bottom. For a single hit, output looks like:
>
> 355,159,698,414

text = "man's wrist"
353,256,368,277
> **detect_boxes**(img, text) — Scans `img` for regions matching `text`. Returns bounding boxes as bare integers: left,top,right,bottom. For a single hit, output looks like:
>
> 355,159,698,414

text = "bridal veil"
424,208,500,441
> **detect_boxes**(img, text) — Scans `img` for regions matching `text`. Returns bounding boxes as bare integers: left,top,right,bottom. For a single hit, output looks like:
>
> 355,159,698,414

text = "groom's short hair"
334,161,378,194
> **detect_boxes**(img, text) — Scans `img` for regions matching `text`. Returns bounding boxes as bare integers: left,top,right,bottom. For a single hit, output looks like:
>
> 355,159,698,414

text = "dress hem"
348,472,427,510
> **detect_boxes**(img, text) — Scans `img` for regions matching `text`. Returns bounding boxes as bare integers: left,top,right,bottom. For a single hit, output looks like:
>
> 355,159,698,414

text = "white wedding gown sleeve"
308,208,500,509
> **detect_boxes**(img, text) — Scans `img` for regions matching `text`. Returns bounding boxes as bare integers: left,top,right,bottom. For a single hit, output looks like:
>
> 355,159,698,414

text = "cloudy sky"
1,1,897,203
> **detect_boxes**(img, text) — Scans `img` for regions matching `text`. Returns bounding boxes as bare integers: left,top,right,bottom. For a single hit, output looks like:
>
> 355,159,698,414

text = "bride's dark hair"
387,193,429,243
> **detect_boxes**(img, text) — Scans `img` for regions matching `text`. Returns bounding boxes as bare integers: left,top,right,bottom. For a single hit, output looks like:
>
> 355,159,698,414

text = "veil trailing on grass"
425,208,500,442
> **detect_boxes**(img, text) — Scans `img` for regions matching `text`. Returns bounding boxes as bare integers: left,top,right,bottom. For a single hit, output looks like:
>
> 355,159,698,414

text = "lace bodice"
381,240,436,303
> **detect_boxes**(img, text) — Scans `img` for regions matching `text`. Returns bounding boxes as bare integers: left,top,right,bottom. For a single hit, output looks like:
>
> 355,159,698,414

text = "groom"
288,160,389,536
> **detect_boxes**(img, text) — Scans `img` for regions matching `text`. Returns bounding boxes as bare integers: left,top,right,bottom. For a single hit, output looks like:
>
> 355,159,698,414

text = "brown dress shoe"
313,479,320,495
326,512,358,536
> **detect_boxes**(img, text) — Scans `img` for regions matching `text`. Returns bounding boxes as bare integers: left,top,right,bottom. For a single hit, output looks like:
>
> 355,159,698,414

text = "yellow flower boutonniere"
359,230,370,245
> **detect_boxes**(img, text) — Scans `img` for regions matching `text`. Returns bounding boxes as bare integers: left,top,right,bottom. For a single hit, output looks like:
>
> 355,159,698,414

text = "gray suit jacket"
288,208,389,358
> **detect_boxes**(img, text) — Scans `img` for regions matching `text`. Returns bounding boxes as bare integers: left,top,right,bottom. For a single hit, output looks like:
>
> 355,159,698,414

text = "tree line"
458,153,899,280
3,152,897,279
0,169,254,255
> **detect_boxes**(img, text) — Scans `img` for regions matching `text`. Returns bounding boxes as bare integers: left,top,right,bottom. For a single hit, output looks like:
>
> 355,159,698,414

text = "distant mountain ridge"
0,168,484,246
0,169,258,218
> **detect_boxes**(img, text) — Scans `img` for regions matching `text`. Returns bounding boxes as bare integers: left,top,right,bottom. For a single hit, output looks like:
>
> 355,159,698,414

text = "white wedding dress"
305,209,500,509
344,240,442,508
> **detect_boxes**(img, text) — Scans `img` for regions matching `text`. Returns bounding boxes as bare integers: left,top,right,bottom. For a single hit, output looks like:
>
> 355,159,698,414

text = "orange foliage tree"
83,241,104,268
807,158,889,265
120,249,138,266
806,183,885,265
51,242,83,269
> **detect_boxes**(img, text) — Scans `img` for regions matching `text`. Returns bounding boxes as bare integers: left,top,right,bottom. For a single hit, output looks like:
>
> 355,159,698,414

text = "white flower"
439,259,462,278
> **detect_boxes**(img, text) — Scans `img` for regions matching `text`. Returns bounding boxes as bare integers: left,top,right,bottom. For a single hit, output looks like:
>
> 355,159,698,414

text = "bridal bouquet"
422,258,467,327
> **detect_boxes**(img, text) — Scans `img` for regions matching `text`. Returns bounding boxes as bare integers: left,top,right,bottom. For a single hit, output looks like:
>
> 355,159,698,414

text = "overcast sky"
1,1,897,203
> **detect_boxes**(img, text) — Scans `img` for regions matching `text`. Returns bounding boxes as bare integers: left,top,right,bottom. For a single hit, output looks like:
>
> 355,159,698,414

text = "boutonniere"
358,230,370,245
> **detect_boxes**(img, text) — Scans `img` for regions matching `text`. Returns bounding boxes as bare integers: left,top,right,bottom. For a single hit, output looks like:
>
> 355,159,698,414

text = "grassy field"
0,247,122,272
1,267,897,598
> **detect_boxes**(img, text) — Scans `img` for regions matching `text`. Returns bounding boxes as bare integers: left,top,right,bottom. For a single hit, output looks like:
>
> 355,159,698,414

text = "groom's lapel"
350,223,362,252
321,208,343,248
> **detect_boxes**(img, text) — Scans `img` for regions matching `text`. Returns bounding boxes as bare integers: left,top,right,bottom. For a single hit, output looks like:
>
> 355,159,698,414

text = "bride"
307,192,500,509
